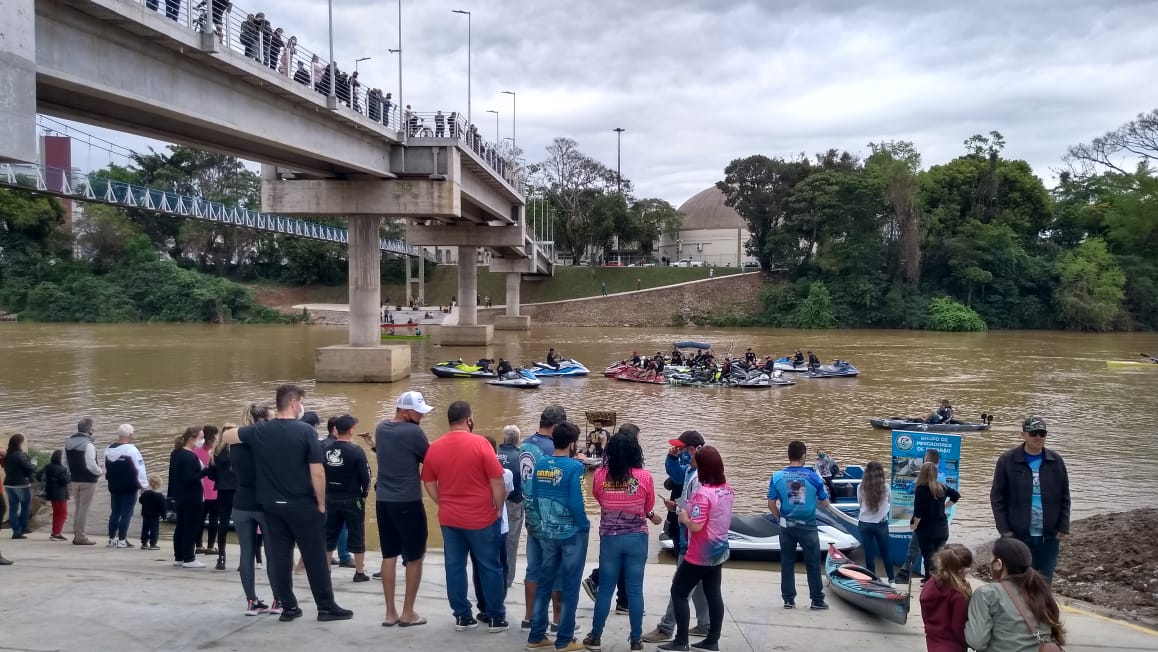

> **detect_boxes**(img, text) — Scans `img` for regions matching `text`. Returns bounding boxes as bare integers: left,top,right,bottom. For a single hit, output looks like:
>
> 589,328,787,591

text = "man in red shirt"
421,401,508,633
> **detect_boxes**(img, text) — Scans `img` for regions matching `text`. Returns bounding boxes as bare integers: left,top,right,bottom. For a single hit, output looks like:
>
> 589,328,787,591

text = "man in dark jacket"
65,418,103,545
990,416,1070,581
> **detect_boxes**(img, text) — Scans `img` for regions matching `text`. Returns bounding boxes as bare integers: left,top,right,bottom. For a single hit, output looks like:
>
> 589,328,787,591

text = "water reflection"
2,323,1157,550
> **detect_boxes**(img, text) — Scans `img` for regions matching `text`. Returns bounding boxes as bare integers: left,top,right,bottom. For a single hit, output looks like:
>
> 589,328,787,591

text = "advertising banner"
889,430,962,522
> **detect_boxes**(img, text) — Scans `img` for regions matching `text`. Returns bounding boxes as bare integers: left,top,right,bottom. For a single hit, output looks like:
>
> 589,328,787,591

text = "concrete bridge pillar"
438,245,493,345
0,0,37,163
495,272,531,331
315,215,410,382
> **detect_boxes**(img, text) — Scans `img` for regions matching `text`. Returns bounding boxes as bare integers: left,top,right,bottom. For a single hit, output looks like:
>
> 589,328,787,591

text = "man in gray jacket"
65,418,104,545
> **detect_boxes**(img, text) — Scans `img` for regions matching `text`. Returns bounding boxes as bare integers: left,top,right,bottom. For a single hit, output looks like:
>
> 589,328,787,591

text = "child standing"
41,450,71,541
920,543,973,652
139,476,166,551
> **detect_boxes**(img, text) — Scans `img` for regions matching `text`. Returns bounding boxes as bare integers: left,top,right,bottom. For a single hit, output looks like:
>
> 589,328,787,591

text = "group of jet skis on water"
603,343,861,386
429,347,590,388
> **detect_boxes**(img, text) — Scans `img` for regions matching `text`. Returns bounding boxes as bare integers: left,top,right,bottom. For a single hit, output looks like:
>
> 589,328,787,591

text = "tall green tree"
716,154,813,272
1053,238,1126,331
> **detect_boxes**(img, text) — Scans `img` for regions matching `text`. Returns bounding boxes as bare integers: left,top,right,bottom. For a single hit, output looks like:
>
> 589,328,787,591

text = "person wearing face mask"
222,384,353,623
374,391,433,628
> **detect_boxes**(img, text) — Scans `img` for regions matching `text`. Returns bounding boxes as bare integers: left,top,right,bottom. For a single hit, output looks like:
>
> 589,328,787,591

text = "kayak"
486,369,541,388
869,417,990,432
807,362,860,378
658,511,860,559
613,367,667,384
430,361,496,379
1106,360,1158,368
532,359,590,377
825,543,910,625
381,333,429,340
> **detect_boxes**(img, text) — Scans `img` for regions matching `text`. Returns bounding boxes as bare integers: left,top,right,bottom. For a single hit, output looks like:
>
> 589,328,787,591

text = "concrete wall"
657,227,752,267
476,272,764,327
0,0,37,163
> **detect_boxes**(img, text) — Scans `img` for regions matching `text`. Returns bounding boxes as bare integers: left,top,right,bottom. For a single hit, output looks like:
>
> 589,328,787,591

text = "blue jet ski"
806,360,860,378
532,359,590,377
487,368,542,388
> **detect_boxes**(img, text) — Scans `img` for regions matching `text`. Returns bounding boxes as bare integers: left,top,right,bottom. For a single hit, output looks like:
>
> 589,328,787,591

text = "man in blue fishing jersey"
768,440,832,611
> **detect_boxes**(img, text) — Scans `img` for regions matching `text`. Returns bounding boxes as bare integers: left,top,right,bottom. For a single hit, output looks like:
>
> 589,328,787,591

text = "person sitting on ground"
921,544,973,652
496,358,514,376
927,399,954,424
546,348,561,369
965,537,1065,652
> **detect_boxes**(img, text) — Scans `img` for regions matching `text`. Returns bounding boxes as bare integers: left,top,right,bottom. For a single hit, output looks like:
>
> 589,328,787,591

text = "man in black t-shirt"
224,384,353,623
323,414,371,583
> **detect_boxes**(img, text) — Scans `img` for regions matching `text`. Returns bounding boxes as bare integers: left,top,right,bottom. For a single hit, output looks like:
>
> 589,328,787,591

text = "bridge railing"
0,163,429,259
128,1,404,132
404,111,523,188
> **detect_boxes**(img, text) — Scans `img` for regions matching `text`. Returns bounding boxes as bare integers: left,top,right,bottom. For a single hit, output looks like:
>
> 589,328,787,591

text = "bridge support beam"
316,215,410,383
1,0,37,163
438,245,492,345
494,272,531,331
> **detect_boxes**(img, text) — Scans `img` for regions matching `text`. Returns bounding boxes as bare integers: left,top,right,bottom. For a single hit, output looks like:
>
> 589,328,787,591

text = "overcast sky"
58,0,1158,207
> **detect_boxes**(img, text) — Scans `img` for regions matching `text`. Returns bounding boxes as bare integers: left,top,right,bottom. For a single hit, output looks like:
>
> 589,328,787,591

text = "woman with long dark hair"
857,461,894,585
659,446,733,652
910,462,960,582
169,427,206,568
966,537,1065,652
3,434,36,539
584,427,661,651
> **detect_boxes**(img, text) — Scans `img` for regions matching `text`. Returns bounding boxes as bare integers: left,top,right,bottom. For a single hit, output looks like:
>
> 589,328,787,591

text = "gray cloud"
68,0,1158,206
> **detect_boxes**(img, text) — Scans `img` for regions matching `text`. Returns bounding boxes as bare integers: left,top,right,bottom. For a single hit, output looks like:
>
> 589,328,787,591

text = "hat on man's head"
300,411,320,427
397,391,434,414
333,414,358,434
1022,416,1047,433
668,430,705,448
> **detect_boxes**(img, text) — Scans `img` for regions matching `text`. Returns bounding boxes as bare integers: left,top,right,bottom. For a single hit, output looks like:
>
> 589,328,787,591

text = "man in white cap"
375,391,433,627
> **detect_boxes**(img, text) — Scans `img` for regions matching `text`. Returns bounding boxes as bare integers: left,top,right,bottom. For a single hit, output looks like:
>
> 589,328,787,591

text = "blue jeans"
590,533,647,642
337,523,352,562
525,534,564,591
779,525,824,603
1021,535,1061,582
442,520,506,620
858,520,894,581
4,487,31,535
530,531,589,647
107,491,137,541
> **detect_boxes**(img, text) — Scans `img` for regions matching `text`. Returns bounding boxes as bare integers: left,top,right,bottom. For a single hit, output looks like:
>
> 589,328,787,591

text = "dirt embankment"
972,508,1158,625
477,273,764,327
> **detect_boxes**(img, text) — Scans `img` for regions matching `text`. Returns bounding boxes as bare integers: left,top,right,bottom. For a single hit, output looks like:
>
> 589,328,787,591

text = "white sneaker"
115,539,129,548
256,561,263,570
107,539,117,548
173,561,183,567
182,560,207,569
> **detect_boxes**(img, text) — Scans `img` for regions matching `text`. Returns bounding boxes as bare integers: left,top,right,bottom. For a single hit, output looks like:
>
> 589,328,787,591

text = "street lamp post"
327,0,336,107
501,90,516,152
486,109,500,142
393,0,402,126
355,56,371,73
613,127,626,194
451,9,472,127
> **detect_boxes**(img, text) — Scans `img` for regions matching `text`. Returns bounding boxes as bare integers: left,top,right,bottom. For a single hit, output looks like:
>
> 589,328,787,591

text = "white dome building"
658,186,752,267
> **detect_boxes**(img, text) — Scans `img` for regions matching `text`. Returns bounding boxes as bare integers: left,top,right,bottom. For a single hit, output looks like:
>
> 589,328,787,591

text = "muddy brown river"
2,324,1156,549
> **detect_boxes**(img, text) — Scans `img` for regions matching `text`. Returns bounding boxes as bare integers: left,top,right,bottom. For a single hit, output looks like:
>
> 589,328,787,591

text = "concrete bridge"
2,0,551,382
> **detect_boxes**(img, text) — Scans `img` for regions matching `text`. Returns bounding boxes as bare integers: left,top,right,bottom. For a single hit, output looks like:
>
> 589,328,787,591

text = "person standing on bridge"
279,35,297,76
449,112,459,138
435,111,446,137
312,54,325,90
384,93,394,125
241,14,260,61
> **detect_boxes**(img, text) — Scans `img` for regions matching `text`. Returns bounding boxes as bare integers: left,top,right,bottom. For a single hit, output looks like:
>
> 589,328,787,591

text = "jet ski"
430,361,497,378
806,360,860,378
658,510,860,559
733,369,795,388
602,362,632,377
533,359,590,377
613,367,668,384
826,543,910,625
869,415,991,432
772,356,809,372
486,368,541,388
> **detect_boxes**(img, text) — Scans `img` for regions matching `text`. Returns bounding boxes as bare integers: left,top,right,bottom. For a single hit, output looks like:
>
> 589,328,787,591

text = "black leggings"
173,502,201,563
670,561,723,644
215,490,235,559
918,532,948,579
199,499,219,549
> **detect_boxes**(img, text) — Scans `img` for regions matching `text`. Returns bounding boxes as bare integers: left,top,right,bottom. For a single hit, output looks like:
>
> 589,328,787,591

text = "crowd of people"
1,393,1071,651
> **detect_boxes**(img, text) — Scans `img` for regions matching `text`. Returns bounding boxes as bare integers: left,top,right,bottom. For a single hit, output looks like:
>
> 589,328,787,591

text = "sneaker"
556,640,584,652
455,615,479,631
11,533,26,540
657,642,690,652
689,625,710,637
279,606,304,622
642,629,674,643
317,605,354,621
372,571,382,580
525,640,552,650
120,539,134,548
353,571,370,583
888,580,897,589
196,547,207,555
810,600,829,611
173,561,183,567
182,560,207,569
73,537,95,546
582,634,601,650
550,622,559,633
50,534,67,541
520,619,532,630
255,561,263,570
107,538,117,548
691,641,719,651
487,617,509,633
630,643,643,652
268,600,284,615
615,605,629,615
783,599,795,609
582,577,597,602
246,599,269,616
215,558,226,571
339,559,357,568
330,557,339,565
148,545,161,551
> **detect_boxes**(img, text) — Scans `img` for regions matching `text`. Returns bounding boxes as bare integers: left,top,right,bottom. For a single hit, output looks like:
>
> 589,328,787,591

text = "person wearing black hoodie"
169,427,207,568
39,450,71,540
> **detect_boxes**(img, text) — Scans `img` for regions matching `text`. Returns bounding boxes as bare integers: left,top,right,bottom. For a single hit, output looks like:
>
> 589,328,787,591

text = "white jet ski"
486,368,541,388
